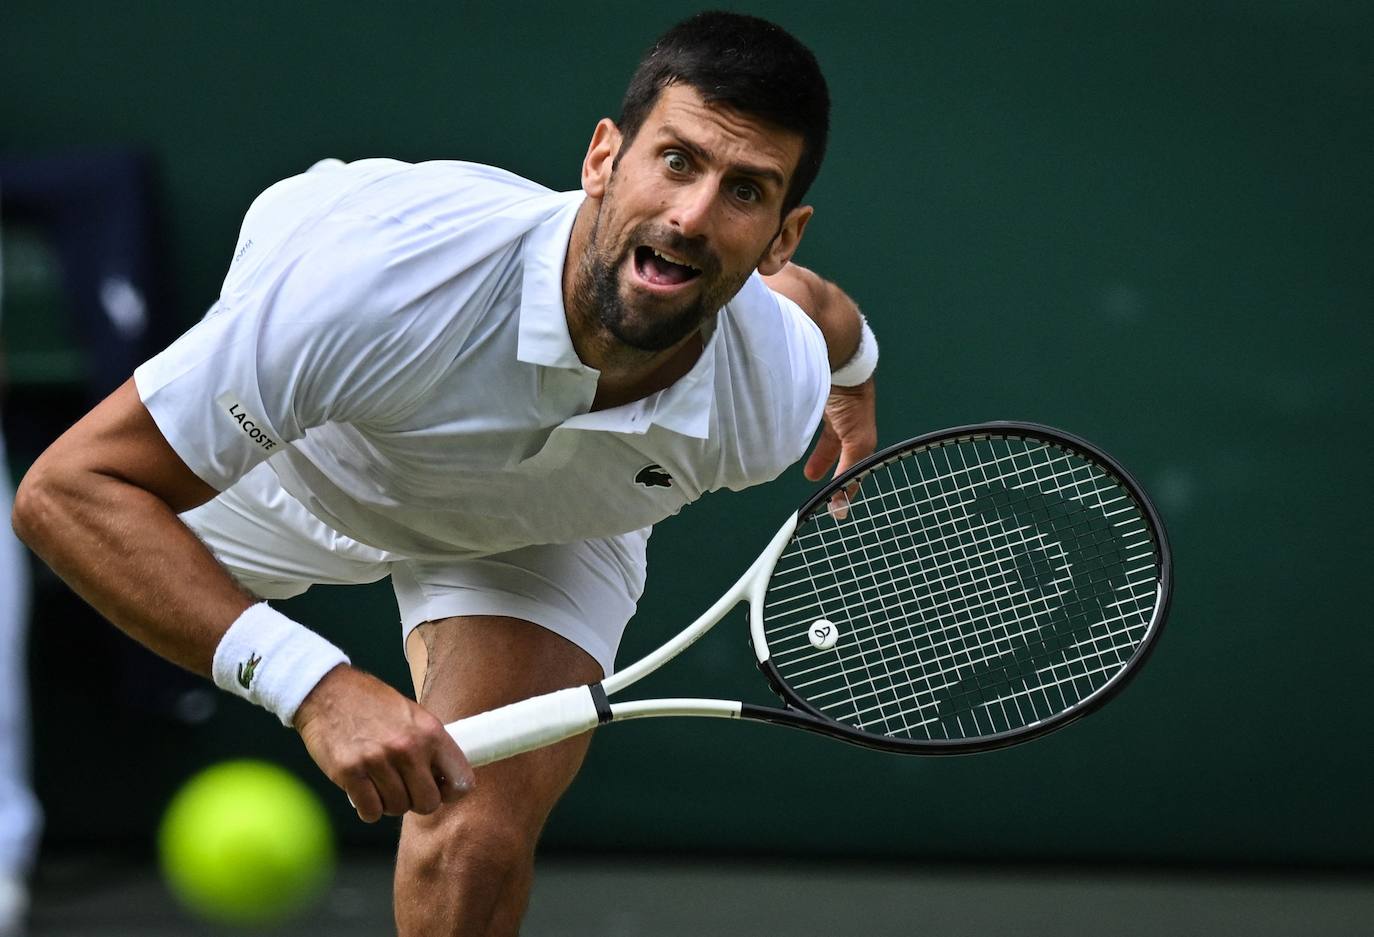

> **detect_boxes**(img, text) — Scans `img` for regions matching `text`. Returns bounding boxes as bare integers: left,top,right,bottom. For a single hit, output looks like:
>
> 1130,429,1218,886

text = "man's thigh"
405,616,603,828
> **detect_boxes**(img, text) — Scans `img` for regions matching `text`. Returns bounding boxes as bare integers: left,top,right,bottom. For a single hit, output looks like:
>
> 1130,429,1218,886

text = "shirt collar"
517,190,588,371
634,317,717,438
517,190,719,440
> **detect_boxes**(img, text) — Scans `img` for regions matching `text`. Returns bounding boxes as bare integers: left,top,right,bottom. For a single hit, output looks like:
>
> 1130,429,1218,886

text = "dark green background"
3,1,1371,865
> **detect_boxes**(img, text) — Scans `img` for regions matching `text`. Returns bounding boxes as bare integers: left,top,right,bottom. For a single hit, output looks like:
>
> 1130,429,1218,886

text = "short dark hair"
617,11,830,215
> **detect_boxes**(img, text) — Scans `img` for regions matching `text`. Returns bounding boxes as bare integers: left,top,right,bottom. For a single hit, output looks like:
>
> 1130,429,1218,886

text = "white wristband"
830,314,878,387
212,603,349,726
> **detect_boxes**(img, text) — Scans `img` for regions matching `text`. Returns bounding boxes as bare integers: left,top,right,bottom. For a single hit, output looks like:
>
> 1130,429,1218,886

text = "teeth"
651,247,699,271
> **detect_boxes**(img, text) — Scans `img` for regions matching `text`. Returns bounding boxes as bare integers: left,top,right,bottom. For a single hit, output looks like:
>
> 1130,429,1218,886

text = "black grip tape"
589,683,613,724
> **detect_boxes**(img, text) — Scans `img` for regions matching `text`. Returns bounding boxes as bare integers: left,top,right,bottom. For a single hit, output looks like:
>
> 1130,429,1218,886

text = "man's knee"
394,798,542,936
399,798,537,884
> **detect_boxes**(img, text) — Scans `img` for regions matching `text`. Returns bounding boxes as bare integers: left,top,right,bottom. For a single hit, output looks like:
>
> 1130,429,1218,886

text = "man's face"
576,84,807,352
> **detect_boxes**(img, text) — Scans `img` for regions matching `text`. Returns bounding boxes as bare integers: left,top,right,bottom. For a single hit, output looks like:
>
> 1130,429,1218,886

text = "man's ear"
582,118,622,199
758,205,814,276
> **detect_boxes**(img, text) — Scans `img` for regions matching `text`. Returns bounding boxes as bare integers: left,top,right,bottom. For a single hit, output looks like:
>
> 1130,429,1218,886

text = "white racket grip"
445,686,602,767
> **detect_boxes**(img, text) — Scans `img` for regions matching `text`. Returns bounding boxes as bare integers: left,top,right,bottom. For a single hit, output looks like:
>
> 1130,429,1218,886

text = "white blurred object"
0,874,26,936
0,202,43,916
98,275,148,338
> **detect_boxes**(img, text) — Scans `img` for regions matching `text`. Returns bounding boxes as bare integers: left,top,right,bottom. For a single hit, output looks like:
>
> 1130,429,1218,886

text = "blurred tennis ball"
158,759,334,926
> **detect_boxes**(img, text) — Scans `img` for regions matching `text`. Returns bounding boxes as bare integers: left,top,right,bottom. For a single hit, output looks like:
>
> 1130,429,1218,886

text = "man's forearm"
13,399,474,821
14,466,461,815
12,464,253,677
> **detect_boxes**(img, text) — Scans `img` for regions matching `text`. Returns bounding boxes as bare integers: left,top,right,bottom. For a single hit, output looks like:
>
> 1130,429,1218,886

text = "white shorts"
179,465,649,677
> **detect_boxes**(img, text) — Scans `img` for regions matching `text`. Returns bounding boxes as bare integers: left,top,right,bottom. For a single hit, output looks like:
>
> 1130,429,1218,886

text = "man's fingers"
432,731,477,804
344,731,472,819
804,427,840,481
367,760,412,816
298,671,478,820
834,436,873,480
824,427,876,520
345,775,384,824
397,759,443,816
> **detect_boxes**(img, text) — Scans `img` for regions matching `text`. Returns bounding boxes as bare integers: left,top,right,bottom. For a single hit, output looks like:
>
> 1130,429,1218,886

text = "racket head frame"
745,420,1173,755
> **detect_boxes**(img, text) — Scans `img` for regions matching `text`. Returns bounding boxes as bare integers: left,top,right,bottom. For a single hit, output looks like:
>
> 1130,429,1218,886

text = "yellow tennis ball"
158,759,334,926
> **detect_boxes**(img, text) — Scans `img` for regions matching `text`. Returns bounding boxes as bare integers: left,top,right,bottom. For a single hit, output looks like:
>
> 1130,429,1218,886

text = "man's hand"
804,378,877,517
293,665,475,823
805,378,877,482
762,263,879,495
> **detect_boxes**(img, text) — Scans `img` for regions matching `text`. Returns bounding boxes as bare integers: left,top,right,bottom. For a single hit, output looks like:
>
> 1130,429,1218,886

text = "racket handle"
445,686,601,767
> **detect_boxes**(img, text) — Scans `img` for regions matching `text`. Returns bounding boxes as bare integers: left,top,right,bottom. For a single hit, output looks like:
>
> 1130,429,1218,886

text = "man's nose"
667,178,716,240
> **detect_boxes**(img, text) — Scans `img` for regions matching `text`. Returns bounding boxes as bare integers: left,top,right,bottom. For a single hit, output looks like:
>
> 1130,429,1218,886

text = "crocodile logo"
634,464,674,488
237,652,263,690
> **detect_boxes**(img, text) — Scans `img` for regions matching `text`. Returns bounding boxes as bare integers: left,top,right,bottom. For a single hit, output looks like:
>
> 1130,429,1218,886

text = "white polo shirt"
135,159,831,562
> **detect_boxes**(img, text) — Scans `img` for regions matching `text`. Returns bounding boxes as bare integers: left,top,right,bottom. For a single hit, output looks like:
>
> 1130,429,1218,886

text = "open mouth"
632,245,703,289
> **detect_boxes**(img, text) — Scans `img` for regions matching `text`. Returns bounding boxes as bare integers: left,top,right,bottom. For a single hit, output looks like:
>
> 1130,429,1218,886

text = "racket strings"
765,449,1139,607
881,439,1151,735
762,435,1162,743
872,440,1149,735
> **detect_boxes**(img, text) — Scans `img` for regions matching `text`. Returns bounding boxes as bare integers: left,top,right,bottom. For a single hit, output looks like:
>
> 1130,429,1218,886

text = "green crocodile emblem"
237,652,263,690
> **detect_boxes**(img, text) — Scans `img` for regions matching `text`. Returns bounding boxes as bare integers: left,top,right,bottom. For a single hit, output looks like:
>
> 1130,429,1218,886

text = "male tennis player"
12,12,877,935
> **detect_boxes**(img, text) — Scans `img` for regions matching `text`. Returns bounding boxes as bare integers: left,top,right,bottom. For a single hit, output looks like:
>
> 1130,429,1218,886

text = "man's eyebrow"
658,125,787,191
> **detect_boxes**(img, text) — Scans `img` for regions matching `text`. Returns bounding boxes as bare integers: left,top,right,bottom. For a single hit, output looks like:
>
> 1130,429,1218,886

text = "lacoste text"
227,402,277,450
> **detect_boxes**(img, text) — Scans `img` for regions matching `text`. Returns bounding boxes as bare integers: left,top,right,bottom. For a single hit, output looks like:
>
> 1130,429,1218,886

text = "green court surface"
29,852,1374,936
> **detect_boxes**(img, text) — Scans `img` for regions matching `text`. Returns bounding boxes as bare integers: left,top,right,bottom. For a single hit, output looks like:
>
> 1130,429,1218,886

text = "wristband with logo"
211,603,349,726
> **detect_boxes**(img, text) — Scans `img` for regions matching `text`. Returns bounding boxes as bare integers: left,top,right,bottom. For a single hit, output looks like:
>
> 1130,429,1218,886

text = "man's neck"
563,198,705,411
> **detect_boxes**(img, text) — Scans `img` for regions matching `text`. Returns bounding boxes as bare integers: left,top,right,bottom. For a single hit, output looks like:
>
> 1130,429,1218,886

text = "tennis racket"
446,421,1172,764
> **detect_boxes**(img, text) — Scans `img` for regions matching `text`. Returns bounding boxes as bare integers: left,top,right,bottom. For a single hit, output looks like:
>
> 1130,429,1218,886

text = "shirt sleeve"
712,274,832,492
135,203,443,492
768,287,832,459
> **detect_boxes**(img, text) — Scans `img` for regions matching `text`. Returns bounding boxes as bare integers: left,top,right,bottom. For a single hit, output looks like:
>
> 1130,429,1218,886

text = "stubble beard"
572,203,745,355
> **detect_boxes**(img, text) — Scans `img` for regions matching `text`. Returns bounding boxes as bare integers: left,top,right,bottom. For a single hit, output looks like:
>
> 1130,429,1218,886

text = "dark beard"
582,255,708,352
574,208,737,353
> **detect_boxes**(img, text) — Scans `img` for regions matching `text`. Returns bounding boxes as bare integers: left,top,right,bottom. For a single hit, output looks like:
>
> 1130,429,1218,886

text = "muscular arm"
10,379,253,673
762,262,878,483
11,378,473,820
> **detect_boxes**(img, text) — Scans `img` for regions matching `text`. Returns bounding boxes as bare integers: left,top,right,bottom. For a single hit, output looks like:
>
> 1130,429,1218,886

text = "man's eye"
664,152,689,173
734,183,761,203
